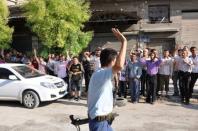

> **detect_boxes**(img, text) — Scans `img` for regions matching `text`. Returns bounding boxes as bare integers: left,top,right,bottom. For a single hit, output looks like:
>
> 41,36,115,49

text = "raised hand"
112,28,127,44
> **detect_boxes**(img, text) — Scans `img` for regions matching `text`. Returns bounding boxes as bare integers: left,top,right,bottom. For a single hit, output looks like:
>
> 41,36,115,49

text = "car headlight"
40,82,56,89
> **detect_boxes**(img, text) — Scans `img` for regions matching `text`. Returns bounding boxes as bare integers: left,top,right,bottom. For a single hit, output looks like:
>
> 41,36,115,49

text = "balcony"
139,23,180,33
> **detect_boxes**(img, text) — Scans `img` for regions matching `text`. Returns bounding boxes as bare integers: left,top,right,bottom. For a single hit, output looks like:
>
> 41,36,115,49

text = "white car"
0,64,68,109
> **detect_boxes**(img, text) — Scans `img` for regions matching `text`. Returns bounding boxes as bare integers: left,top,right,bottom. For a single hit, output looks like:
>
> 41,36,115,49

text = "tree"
0,0,14,49
23,0,93,56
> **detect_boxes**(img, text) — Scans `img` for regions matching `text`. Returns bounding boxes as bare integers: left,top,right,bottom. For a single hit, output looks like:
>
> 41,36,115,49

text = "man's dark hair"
73,56,78,59
190,46,196,51
100,48,117,67
150,48,156,53
163,49,169,52
149,52,155,56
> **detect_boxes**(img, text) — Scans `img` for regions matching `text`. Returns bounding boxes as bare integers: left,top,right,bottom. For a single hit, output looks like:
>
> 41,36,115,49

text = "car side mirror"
9,75,18,80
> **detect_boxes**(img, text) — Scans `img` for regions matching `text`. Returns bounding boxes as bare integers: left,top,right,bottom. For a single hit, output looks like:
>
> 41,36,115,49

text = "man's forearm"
114,41,127,71
112,28,127,73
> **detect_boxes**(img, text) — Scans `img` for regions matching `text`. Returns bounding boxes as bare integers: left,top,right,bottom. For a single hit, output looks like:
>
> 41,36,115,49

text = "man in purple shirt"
140,52,162,104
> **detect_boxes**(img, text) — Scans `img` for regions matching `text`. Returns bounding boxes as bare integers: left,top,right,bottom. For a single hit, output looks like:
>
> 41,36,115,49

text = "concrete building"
89,0,198,55
6,0,198,55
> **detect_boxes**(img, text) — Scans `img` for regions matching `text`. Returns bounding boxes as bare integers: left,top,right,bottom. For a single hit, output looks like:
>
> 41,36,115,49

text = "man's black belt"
94,113,114,122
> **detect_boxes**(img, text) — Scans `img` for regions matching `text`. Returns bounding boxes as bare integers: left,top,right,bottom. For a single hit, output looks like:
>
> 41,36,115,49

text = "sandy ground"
0,83,198,131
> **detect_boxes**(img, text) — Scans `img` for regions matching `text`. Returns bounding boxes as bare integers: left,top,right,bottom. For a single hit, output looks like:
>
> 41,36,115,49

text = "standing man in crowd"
179,49,193,104
189,47,198,98
126,52,142,103
69,56,84,101
118,60,127,98
158,50,173,97
82,52,92,92
47,54,55,76
172,48,183,96
140,48,150,96
88,28,127,131
57,55,69,83
89,47,101,73
33,49,47,74
140,52,162,104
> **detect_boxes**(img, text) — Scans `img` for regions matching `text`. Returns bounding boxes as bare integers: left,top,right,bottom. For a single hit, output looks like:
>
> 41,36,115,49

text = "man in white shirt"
88,28,127,131
178,49,193,104
57,55,69,81
189,47,198,98
158,50,173,96
90,47,101,72
172,49,183,96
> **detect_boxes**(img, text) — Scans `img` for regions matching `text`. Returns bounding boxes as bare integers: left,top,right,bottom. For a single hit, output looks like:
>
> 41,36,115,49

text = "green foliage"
23,0,93,55
0,0,14,49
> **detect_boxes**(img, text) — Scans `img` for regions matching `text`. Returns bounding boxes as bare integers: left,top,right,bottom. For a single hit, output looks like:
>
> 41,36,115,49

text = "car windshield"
12,65,45,78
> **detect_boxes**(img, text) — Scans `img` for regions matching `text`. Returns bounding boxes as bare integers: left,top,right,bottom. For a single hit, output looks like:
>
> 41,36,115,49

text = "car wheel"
23,91,40,109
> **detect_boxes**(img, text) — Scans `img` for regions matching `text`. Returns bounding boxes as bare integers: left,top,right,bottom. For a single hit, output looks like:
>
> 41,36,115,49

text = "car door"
0,68,22,100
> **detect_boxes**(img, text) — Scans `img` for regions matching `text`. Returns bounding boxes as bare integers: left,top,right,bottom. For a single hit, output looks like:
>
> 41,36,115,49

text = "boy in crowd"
69,56,84,101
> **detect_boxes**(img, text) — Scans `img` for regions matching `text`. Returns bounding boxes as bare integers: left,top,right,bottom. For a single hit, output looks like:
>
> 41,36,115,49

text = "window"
148,5,170,23
12,65,44,78
0,68,15,79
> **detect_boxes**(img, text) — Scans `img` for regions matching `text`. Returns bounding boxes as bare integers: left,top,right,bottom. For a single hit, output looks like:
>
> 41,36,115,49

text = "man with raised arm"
87,28,127,131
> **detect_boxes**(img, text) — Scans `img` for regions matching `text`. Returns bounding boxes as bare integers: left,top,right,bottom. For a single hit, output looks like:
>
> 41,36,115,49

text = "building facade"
89,0,198,55
7,0,198,55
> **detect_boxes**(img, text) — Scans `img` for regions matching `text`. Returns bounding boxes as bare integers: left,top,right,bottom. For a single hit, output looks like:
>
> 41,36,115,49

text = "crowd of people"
84,45,198,105
0,44,198,105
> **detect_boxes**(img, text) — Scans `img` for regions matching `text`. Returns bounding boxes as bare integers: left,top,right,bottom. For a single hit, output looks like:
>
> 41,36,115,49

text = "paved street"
0,85,198,131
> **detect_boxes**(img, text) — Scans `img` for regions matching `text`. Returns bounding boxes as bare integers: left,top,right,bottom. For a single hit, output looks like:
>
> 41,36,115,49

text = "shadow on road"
54,99,87,107
0,101,24,108
165,96,198,110
0,101,55,108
